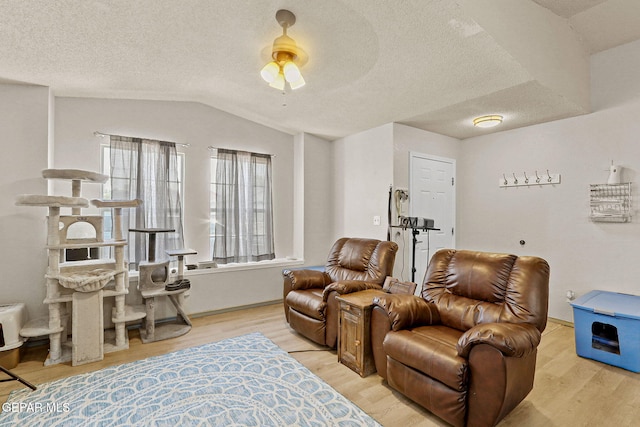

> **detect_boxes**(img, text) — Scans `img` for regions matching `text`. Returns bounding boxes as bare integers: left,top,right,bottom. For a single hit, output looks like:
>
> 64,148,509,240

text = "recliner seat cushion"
285,289,325,321
384,326,468,391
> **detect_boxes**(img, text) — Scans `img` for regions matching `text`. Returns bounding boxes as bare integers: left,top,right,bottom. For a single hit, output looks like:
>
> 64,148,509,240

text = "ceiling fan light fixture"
473,115,503,128
261,10,307,91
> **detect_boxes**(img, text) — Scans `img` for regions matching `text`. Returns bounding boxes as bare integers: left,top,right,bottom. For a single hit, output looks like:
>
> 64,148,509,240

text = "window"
210,149,275,264
101,139,185,268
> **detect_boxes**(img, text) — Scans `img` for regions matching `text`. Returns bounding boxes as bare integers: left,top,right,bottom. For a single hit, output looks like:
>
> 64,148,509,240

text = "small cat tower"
130,228,195,343
16,169,145,366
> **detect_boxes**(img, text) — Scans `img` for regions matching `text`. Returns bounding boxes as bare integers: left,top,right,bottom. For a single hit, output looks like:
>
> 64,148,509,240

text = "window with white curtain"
101,136,185,269
210,149,275,264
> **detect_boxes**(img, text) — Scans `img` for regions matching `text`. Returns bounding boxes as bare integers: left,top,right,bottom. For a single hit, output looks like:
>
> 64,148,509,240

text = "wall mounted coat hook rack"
499,170,561,188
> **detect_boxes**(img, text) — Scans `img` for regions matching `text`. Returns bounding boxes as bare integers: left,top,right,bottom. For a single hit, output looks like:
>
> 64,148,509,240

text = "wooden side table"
336,289,387,377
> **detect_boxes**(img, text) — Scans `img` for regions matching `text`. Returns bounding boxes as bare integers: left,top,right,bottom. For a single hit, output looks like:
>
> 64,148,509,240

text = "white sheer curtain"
110,136,184,268
211,149,275,264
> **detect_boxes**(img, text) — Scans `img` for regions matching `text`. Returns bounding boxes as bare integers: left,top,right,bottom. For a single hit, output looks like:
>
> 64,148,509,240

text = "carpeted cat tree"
16,169,144,366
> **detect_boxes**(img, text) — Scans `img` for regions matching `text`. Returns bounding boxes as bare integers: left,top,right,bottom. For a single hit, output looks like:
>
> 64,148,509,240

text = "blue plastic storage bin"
570,290,640,372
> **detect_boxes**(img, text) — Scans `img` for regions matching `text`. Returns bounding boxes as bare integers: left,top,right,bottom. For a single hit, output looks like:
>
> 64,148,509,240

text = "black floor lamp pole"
409,226,438,282
411,228,420,282
0,365,37,390
389,220,438,283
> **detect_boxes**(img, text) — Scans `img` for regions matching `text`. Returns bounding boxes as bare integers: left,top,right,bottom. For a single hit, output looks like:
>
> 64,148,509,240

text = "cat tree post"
91,199,144,349
113,245,126,348
112,204,127,346
71,180,81,215
46,205,62,361
15,194,89,364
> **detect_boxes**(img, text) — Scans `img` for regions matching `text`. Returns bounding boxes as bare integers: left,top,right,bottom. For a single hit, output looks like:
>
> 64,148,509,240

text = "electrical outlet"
373,216,381,226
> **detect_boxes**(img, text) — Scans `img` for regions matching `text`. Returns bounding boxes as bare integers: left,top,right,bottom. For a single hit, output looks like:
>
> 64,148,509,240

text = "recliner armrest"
372,294,440,331
457,322,541,358
283,269,332,290
322,280,382,301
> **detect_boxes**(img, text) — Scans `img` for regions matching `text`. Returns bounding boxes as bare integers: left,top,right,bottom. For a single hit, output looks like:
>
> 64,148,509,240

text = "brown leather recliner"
371,249,549,427
283,237,398,348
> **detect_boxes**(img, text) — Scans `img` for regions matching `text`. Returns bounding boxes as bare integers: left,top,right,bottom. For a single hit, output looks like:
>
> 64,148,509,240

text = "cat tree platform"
15,194,88,208
91,199,141,208
42,169,108,183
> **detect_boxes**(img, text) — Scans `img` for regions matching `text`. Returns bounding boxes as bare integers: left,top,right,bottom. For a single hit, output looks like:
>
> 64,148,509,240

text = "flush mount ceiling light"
473,115,503,128
260,9,307,91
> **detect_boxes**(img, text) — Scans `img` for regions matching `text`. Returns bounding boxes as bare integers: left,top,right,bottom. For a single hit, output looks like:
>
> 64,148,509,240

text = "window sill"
188,258,305,275
128,258,304,280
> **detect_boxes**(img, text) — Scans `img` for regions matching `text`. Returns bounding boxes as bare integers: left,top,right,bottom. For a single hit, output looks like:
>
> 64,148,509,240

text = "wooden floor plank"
1,303,639,426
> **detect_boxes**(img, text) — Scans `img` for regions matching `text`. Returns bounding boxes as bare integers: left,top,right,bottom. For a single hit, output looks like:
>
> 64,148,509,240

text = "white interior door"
409,153,456,284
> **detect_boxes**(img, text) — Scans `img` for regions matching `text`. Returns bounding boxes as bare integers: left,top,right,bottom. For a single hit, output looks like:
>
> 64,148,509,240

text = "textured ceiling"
1,0,640,140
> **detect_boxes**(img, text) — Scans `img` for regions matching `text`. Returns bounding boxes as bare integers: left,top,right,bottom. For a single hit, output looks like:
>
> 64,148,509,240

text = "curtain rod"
208,146,275,157
94,131,190,147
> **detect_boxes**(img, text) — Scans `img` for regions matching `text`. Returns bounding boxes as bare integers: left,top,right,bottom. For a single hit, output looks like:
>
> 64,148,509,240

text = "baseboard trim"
549,316,574,327
190,299,283,319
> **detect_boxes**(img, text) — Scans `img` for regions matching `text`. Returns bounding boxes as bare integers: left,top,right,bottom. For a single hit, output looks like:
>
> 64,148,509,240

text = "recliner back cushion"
422,249,549,332
445,251,516,302
324,238,396,284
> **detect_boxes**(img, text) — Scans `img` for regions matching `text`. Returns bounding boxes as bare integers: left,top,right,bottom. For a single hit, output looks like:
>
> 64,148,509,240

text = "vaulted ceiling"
1,0,640,140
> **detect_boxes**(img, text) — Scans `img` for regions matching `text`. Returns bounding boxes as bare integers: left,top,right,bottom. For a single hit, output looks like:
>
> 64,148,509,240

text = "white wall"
591,38,640,111
301,133,335,266
53,97,299,316
457,39,640,322
292,133,305,261
330,123,461,281
332,124,394,241
54,97,296,260
0,84,51,320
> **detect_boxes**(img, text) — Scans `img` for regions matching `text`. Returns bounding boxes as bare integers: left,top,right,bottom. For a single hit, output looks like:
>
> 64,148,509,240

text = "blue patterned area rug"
0,333,380,426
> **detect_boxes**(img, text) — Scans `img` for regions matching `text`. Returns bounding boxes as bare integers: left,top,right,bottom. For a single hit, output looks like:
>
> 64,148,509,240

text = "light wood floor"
1,303,639,426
